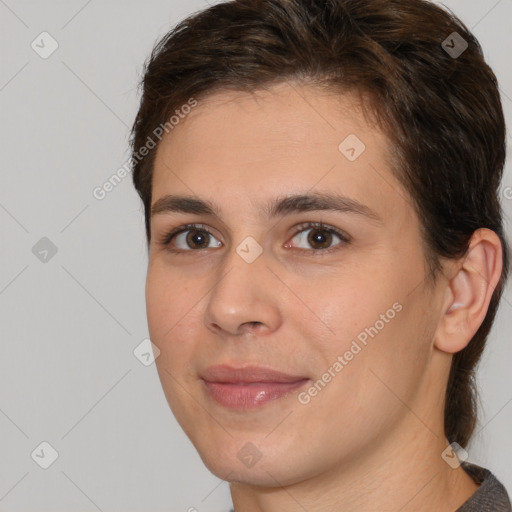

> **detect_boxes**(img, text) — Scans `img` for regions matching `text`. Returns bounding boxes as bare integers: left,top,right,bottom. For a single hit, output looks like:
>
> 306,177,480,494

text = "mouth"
200,364,310,409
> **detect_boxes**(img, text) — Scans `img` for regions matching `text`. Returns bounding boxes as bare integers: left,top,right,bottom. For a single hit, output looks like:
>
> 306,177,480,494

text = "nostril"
241,321,263,332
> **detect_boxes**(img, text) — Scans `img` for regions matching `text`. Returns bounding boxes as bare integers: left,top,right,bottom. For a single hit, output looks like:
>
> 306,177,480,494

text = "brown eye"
306,228,334,249
158,222,349,255
159,224,222,251
184,229,211,249
287,222,349,254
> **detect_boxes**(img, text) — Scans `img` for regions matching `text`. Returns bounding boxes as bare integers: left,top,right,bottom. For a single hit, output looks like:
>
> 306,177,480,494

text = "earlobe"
434,228,503,354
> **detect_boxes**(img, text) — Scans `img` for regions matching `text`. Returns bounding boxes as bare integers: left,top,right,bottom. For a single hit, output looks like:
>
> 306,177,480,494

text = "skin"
145,82,502,512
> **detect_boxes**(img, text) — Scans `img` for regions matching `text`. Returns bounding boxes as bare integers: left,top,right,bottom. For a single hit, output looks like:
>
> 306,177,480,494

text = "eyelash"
157,222,350,256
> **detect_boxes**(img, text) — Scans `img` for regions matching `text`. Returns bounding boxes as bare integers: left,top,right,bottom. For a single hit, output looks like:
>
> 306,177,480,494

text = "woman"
130,0,511,510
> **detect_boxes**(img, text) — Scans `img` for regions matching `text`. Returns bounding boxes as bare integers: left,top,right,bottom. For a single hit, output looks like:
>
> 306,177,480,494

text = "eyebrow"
150,192,383,224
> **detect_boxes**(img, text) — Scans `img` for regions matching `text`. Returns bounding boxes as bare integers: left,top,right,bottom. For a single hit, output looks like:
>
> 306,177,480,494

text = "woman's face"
146,82,447,486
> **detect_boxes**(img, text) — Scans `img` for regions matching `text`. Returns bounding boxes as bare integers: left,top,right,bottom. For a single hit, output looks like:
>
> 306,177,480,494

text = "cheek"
309,270,396,347
307,256,431,397
341,294,433,422
145,263,213,383
308,308,431,450
146,277,188,381
145,270,170,341
145,263,195,338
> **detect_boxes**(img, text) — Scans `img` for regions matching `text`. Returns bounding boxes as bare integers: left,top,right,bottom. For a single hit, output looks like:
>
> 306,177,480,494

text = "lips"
200,364,310,409
201,364,308,383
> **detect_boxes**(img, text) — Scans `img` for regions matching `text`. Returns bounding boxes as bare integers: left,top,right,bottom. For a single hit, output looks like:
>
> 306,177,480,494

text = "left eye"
286,223,349,252
158,222,349,254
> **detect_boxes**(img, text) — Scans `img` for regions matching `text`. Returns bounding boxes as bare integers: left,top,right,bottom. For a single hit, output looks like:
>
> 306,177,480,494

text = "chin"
194,441,312,488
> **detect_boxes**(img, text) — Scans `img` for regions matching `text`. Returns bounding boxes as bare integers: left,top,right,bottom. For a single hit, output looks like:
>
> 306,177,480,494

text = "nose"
203,248,282,338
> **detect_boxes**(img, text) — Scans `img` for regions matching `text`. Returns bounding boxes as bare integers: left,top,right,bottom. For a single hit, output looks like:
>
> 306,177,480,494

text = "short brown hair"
130,0,510,448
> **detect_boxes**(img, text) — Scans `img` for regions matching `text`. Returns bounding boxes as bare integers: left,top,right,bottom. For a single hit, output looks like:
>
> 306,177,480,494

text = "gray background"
0,1,511,510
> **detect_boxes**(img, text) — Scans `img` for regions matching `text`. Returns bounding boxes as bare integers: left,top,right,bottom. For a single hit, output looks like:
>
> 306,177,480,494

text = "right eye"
158,223,222,252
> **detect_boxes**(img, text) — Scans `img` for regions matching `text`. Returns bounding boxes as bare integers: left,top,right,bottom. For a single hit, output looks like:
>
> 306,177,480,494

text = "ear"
434,228,503,354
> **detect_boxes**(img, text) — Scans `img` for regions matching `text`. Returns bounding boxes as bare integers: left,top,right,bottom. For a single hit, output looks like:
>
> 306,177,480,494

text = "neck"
229,413,479,512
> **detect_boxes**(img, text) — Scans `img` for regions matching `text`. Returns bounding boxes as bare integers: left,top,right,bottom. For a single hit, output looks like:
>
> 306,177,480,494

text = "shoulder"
457,462,512,512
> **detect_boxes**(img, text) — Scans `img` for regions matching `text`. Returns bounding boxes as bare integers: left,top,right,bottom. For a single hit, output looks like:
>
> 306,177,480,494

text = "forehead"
151,82,408,223
155,82,379,163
